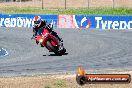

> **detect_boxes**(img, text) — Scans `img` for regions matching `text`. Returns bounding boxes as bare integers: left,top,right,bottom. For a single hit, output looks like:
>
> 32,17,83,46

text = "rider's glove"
36,40,39,44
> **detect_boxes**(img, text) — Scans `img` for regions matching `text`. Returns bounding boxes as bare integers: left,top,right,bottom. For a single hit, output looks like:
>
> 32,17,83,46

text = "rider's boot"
51,31,62,41
59,41,63,51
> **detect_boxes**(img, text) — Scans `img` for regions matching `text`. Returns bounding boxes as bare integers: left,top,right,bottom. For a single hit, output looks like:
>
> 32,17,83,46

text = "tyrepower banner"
0,14,132,29
58,15,132,29
0,14,57,28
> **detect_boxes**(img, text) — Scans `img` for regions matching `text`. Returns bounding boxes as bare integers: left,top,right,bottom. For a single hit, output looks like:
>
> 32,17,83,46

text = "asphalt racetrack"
0,28,132,76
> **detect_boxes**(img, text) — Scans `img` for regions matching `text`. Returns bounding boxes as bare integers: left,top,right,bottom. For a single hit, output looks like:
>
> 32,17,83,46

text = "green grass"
44,80,66,88
44,85,52,88
0,7,132,15
53,80,66,88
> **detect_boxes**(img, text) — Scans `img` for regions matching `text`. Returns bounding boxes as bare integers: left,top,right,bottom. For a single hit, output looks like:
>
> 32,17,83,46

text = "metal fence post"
112,0,115,8
42,0,43,9
87,0,89,8
65,0,66,9
19,0,21,8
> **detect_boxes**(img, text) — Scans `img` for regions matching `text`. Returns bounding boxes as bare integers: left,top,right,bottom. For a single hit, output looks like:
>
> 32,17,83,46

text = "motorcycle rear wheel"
46,41,61,56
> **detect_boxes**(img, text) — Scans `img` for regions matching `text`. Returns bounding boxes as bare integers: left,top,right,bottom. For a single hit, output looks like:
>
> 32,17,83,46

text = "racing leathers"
33,20,63,50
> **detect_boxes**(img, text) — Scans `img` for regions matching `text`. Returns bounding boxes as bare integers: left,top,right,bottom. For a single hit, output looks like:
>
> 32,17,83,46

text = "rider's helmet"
33,16,42,28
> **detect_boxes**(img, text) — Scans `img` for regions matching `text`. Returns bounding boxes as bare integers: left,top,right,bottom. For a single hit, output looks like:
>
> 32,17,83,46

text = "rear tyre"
46,41,61,56
60,48,66,55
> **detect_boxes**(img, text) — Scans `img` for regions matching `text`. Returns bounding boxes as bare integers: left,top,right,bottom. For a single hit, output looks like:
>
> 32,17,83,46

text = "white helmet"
33,16,42,27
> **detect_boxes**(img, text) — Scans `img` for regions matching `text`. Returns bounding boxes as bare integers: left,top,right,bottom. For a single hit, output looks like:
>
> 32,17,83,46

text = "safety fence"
0,0,132,9
0,14,132,29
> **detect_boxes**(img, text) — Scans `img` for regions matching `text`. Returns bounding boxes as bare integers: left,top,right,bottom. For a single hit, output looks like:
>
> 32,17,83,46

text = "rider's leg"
47,27,63,51
51,31,63,51
51,31,63,42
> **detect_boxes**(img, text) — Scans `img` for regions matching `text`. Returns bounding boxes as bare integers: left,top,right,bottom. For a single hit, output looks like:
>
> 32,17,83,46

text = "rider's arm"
44,21,53,31
33,27,38,37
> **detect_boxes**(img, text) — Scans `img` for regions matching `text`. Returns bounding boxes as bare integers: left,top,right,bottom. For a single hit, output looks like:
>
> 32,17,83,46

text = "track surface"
0,28,132,76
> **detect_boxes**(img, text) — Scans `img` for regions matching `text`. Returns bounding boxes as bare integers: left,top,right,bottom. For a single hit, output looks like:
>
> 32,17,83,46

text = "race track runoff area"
0,28,132,76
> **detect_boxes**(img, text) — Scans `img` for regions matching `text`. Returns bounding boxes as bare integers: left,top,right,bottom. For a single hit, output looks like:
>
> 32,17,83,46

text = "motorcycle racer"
32,16,63,51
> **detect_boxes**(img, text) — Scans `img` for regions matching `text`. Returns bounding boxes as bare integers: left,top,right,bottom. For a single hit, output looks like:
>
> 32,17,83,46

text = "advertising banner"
0,14,132,29
58,15,75,28
58,15,132,29
72,15,132,29
0,14,57,28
